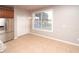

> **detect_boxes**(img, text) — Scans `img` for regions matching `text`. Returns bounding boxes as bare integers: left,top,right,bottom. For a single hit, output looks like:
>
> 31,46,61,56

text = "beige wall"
31,5,79,44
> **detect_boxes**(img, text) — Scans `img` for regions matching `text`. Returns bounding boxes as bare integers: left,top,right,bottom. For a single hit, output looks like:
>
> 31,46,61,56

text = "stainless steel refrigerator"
0,18,14,42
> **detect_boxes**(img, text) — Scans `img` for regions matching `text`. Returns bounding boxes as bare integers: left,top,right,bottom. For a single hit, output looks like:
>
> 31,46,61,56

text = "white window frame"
32,9,53,32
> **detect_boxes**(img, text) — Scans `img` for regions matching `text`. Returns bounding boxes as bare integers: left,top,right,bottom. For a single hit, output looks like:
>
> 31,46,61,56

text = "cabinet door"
0,7,14,18
0,8,4,17
5,10,14,18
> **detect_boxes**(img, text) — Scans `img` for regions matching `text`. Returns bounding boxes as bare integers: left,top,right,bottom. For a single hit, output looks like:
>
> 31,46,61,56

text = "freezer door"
0,33,5,42
5,32,14,42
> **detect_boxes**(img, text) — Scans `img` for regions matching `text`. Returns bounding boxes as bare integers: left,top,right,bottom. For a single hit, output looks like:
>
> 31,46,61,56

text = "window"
32,9,53,32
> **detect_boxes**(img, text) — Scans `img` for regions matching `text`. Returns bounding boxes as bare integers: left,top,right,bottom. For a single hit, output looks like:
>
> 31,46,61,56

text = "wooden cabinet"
0,7,14,18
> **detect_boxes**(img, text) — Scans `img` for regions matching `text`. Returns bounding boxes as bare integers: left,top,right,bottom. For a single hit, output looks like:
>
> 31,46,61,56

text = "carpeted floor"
5,34,79,53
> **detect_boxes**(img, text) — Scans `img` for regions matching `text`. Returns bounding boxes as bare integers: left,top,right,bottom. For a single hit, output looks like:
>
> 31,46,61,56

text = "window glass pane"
34,13,41,29
41,10,53,30
35,13,41,21
34,21,38,28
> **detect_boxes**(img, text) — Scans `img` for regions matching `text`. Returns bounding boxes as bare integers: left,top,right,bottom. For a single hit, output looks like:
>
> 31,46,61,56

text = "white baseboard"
30,33,79,47
14,33,31,39
14,36,18,39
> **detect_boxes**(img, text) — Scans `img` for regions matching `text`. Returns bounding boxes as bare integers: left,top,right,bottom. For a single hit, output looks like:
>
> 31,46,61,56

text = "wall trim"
14,36,18,39
30,32,79,47
14,33,31,39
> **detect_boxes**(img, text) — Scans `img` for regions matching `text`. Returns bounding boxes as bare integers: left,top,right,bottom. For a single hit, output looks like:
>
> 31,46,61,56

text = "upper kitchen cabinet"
0,6,14,18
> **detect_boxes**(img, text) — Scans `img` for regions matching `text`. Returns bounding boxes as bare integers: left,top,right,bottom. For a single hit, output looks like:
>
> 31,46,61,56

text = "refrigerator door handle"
5,20,7,33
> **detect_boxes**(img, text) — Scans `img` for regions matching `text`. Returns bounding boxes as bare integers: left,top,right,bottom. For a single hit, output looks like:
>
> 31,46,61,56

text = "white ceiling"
14,5,52,11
